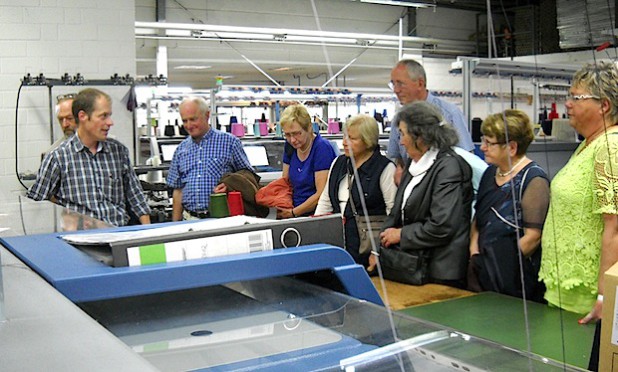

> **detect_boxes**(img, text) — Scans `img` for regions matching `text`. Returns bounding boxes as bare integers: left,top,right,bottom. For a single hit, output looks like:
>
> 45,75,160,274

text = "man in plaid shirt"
166,97,254,221
27,88,151,227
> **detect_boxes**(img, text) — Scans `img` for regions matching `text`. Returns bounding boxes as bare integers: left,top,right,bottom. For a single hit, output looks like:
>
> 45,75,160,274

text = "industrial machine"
0,199,584,371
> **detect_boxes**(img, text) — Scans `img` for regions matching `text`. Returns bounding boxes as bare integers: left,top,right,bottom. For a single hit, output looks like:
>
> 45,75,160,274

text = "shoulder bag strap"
347,172,359,217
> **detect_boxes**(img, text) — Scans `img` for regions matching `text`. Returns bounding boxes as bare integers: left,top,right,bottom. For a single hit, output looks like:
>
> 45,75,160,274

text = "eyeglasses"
567,93,601,101
480,136,505,147
283,130,304,139
56,93,76,103
388,81,406,91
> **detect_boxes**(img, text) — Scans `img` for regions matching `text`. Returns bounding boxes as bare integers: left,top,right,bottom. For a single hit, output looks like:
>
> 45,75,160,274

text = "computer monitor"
159,143,179,163
243,145,269,167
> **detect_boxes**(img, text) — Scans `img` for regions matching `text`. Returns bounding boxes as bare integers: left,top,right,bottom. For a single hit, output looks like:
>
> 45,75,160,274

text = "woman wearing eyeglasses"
278,104,337,219
315,114,397,267
538,62,618,370
469,110,549,302
372,101,473,288
538,62,618,340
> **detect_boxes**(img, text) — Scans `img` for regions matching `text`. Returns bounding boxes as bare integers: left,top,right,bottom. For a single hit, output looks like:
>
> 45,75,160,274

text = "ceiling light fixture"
135,21,464,47
174,65,212,70
357,0,436,8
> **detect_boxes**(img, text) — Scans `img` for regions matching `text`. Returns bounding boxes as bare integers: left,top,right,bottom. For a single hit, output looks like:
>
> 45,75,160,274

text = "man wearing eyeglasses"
387,59,475,184
28,88,151,227
41,94,78,160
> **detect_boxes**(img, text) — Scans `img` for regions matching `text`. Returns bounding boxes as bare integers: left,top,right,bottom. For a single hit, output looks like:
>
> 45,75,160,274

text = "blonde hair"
344,114,379,150
481,109,534,156
280,104,312,132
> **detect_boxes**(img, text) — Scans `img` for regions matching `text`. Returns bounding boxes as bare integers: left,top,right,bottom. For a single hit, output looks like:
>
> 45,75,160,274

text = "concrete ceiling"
135,0,540,90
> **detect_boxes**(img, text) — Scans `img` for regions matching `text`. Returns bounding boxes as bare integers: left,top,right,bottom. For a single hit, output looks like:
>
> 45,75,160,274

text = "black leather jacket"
382,149,472,281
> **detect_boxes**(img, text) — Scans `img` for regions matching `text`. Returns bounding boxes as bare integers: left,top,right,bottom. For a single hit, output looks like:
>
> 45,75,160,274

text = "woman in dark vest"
315,114,397,267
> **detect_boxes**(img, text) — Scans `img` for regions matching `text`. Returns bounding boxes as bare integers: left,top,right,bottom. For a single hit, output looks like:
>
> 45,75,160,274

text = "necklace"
496,157,526,177
298,135,314,154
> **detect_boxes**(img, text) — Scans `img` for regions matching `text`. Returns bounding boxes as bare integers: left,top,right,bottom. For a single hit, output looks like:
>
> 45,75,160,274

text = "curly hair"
396,101,458,151
573,61,618,124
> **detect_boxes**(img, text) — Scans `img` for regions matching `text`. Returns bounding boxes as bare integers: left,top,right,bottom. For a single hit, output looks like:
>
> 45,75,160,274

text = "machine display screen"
243,145,270,167
160,143,179,163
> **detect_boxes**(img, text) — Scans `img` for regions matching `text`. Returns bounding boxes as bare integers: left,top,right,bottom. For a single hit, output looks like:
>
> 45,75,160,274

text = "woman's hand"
579,298,603,324
368,227,402,273
276,207,294,219
379,227,401,248
368,253,377,272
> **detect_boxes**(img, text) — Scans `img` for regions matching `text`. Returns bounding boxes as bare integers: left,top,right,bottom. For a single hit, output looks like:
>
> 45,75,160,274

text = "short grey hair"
397,101,458,151
396,59,427,83
573,61,618,124
180,96,210,116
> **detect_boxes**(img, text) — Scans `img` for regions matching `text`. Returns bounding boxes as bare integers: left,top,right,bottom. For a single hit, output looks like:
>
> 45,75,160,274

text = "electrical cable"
15,82,29,190
309,0,335,86
483,3,535,370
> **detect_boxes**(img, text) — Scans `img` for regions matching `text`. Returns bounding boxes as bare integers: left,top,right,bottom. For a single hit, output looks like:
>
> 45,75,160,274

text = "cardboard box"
600,261,618,371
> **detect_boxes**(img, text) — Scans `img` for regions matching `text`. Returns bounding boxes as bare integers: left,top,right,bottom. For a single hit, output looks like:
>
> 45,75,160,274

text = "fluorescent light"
165,29,191,37
166,86,193,93
358,0,435,8
174,65,212,70
402,53,423,61
285,35,357,44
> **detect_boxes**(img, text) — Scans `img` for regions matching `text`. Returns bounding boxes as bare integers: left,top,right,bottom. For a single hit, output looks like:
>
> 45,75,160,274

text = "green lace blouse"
540,133,618,315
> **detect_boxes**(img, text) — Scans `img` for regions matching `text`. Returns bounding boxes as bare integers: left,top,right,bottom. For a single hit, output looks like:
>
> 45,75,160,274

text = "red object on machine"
227,191,245,216
548,102,560,120
596,41,612,52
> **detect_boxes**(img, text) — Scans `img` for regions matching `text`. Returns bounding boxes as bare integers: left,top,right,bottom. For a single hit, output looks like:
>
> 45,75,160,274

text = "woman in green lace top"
539,62,618,324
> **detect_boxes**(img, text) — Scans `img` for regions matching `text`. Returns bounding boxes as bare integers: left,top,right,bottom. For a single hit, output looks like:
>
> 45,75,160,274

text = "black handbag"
379,245,430,285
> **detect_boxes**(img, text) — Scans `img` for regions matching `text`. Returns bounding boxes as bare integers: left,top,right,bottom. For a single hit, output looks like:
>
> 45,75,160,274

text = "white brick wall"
0,1,136,199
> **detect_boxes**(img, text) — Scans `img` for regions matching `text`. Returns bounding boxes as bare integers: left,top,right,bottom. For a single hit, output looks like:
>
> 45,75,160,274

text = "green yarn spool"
209,193,230,218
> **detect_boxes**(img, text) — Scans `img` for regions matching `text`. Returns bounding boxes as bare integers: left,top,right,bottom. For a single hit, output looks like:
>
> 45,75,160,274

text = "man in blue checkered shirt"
166,97,254,221
27,88,151,227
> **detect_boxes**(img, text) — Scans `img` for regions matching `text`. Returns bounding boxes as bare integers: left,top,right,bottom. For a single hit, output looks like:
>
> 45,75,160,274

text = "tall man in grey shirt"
387,59,475,184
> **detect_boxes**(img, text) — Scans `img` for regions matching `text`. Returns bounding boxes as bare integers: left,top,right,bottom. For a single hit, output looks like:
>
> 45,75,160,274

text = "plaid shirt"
166,129,253,212
27,135,150,226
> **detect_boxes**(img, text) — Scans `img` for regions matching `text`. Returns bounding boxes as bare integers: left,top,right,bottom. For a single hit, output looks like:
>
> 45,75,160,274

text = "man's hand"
213,183,228,193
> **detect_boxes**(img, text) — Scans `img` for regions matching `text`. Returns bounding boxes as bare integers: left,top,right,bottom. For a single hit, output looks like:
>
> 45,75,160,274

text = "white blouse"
315,160,397,216
401,148,439,218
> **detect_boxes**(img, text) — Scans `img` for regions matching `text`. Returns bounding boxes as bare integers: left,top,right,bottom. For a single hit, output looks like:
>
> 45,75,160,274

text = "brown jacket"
219,169,270,218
